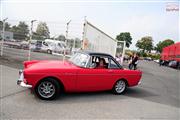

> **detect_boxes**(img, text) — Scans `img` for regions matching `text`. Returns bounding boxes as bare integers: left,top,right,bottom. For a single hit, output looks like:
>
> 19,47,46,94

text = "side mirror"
89,63,97,68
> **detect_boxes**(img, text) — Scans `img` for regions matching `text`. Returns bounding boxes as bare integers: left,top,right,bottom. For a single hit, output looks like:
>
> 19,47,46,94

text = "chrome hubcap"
115,81,126,93
38,81,55,98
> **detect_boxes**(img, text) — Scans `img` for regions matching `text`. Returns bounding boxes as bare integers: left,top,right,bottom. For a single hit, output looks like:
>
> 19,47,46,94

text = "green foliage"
136,36,153,53
148,53,160,60
0,21,11,31
155,39,174,53
137,50,160,60
116,32,132,48
56,35,65,41
10,21,29,40
137,51,147,57
151,54,160,60
33,22,50,40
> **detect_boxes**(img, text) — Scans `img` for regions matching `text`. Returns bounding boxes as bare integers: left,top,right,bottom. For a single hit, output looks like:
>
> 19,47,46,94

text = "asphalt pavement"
0,47,180,120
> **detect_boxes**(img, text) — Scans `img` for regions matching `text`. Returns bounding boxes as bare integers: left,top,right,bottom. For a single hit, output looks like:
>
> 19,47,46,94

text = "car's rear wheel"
35,78,60,100
113,80,127,94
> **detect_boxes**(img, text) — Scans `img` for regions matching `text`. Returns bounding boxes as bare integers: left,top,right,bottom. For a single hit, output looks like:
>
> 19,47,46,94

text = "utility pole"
28,20,36,61
82,16,87,50
63,20,71,61
0,18,8,57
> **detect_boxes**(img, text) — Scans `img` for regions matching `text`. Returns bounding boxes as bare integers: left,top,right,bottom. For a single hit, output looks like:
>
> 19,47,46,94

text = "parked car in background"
144,57,152,61
20,41,29,50
4,41,21,49
30,40,43,52
30,39,70,54
153,59,159,63
168,61,178,68
17,51,142,100
44,39,67,54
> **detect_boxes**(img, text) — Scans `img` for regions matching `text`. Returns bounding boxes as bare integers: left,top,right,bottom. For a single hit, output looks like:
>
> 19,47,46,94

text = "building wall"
0,31,14,40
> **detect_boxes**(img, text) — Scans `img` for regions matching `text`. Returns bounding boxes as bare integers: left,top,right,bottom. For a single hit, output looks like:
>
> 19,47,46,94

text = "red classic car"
17,52,142,100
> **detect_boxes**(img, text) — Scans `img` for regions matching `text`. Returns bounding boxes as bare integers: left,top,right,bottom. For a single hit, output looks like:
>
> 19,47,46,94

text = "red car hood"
23,60,77,70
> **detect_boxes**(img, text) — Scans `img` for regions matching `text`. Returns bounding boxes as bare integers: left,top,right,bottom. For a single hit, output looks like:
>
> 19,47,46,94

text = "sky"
0,0,179,50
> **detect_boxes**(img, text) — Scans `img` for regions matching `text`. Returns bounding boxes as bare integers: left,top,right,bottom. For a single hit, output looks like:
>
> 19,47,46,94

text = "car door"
107,58,124,86
76,56,113,92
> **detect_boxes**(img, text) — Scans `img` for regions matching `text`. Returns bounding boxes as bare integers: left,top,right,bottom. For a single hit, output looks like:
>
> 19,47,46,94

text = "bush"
137,51,160,60
137,51,147,57
147,53,160,60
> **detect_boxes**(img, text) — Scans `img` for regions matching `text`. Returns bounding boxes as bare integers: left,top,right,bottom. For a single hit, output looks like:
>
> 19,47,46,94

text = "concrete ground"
0,62,179,120
0,47,180,120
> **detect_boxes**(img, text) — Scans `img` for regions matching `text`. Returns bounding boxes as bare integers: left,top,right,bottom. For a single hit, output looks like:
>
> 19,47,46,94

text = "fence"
0,19,126,65
0,19,83,62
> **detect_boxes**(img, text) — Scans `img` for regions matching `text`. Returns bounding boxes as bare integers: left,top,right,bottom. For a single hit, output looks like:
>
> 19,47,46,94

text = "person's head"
99,58,105,67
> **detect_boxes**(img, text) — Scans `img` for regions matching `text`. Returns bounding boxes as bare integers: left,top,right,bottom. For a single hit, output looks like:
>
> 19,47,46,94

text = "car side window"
88,56,109,69
108,58,120,69
43,42,48,46
58,43,63,48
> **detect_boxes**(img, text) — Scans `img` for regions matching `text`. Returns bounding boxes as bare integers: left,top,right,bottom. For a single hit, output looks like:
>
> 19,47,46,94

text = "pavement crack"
0,89,28,99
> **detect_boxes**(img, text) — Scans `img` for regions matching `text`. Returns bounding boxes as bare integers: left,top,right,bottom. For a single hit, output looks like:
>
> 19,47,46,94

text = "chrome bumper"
17,70,32,88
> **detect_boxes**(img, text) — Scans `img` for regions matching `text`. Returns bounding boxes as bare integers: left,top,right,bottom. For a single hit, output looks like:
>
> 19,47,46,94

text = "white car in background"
29,39,70,54
153,59,159,63
44,39,68,54
168,61,178,68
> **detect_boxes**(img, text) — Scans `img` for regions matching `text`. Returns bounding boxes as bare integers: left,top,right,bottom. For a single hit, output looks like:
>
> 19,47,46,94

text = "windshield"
69,53,90,68
61,43,66,48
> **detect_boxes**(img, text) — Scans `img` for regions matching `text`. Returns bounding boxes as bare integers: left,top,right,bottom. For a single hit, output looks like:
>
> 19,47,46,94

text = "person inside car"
96,58,106,69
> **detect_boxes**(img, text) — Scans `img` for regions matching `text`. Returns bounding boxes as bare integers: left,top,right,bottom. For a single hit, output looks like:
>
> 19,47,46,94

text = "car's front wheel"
113,80,127,94
47,49,52,54
35,78,60,100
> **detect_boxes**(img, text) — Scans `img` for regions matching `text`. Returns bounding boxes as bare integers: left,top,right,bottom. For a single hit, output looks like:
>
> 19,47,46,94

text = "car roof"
78,51,113,57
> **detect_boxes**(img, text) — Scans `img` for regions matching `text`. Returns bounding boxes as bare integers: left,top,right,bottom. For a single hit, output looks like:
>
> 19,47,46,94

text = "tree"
155,39,174,53
136,36,153,53
10,21,29,40
33,22,50,40
0,21,11,40
116,32,132,48
56,34,65,41
74,38,81,48
0,21,11,31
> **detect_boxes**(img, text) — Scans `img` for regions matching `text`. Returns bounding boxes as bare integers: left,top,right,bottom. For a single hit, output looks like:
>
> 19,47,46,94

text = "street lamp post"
63,20,71,61
28,20,36,61
0,18,8,57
